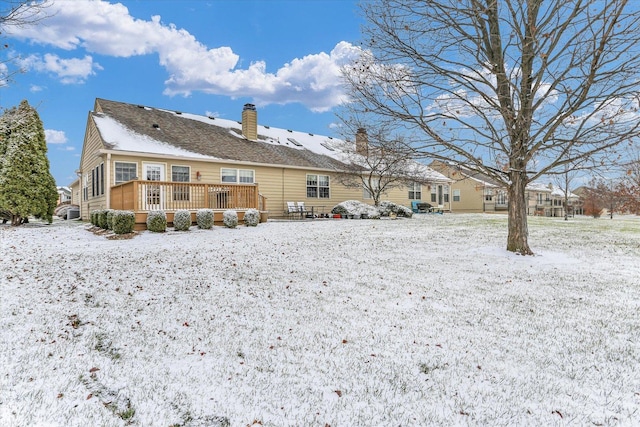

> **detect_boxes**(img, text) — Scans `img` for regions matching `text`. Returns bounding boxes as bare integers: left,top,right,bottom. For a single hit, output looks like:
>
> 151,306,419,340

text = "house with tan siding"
431,160,581,216
526,183,581,217
430,160,508,213
75,98,450,227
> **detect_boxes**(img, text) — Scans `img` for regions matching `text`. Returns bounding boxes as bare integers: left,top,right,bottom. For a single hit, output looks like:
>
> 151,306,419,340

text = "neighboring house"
430,160,508,213
56,186,71,205
526,183,581,217
572,186,592,215
525,182,553,216
75,98,450,227
431,160,581,216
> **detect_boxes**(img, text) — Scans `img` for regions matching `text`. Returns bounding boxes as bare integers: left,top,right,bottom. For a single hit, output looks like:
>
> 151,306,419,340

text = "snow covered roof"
436,161,504,188
92,98,348,171
526,182,579,198
526,182,552,193
90,99,449,183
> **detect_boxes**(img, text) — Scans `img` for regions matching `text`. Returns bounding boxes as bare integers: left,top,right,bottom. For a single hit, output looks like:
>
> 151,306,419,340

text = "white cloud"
30,84,45,92
45,129,68,144
9,0,363,110
19,53,101,84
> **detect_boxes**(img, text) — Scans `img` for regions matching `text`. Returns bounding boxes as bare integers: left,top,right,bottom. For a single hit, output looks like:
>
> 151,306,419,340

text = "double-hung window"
307,174,330,198
115,162,137,184
496,190,507,205
485,188,493,202
90,163,104,198
221,168,254,183
408,182,421,200
364,178,381,199
172,165,190,201
82,173,89,201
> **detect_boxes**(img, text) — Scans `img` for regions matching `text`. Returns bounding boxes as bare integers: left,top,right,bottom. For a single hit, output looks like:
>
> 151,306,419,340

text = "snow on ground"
1,214,639,426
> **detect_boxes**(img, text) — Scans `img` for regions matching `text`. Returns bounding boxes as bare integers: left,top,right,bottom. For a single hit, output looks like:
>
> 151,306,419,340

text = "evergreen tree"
0,100,58,225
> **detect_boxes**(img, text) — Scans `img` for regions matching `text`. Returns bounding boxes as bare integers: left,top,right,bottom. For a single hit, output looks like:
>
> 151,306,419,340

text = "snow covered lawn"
1,214,639,426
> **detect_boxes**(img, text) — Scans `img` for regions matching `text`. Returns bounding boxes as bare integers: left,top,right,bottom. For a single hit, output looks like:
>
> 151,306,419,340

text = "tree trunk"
11,215,23,226
507,173,533,255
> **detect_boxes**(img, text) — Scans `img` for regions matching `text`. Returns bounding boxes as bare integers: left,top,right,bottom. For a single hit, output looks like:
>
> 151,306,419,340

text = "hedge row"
90,209,135,234
91,209,261,234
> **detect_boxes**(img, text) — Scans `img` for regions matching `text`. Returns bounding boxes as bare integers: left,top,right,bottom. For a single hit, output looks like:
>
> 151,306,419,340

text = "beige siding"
92,148,448,220
79,117,108,219
431,161,487,213
454,180,487,213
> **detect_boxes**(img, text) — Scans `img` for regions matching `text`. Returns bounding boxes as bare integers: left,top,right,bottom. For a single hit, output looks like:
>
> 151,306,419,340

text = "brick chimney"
356,127,368,156
242,103,257,140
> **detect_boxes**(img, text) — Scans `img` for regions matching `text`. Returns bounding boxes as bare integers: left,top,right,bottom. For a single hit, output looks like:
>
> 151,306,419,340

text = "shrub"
223,210,238,228
97,210,110,229
106,209,115,230
90,211,97,226
146,210,167,232
112,211,135,234
243,209,260,227
173,209,191,231
378,201,413,218
331,200,380,219
196,209,214,229
91,210,102,227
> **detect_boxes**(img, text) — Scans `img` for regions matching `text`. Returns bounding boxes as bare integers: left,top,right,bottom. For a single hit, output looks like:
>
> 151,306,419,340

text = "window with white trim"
364,178,381,199
221,168,254,183
90,163,104,198
307,174,330,198
115,162,137,184
485,188,493,201
496,190,507,205
83,173,89,201
408,182,421,200
453,189,461,202
172,165,190,201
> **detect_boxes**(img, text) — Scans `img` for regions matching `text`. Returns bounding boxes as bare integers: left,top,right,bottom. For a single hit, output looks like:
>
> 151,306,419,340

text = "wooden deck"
110,180,267,229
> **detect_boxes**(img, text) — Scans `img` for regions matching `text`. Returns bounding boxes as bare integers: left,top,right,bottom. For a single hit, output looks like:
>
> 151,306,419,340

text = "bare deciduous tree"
613,150,640,214
0,1,50,88
333,123,430,206
344,0,640,254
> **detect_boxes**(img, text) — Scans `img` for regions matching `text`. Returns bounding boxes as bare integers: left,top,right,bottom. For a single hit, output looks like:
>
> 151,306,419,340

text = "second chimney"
242,103,258,141
356,127,368,156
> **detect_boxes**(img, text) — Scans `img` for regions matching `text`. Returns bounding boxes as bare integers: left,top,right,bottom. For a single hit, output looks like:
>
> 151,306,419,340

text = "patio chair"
286,202,298,219
297,202,310,218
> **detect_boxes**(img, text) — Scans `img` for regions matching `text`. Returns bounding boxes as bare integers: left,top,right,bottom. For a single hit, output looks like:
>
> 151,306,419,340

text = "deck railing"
111,180,265,212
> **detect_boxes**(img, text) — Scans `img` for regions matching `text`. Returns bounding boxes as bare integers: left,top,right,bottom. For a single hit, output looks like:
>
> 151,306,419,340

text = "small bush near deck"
112,211,135,234
223,210,238,228
91,210,102,227
173,209,191,231
243,209,260,227
106,209,115,230
196,209,214,229
97,210,110,229
146,210,167,232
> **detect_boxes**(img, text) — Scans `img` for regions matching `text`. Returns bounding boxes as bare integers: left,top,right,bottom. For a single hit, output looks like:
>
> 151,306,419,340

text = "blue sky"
1,0,364,185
